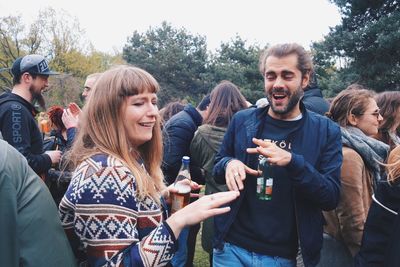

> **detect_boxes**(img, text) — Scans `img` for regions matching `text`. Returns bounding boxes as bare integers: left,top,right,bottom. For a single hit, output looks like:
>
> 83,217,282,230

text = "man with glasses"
0,55,61,177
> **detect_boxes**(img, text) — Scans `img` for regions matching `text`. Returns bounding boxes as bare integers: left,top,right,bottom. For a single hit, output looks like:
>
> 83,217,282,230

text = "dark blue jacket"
213,105,342,267
355,181,400,267
162,104,204,185
302,88,330,116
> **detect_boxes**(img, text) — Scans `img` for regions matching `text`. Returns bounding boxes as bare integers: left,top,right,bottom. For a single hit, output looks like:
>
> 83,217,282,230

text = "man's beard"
266,86,304,115
30,85,46,110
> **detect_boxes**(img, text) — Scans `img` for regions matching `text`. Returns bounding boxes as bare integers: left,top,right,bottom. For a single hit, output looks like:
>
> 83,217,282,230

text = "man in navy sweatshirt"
213,43,342,267
0,55,61,177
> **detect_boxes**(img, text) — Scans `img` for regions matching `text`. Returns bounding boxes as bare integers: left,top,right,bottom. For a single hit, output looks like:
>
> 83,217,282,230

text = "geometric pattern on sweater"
59,154,176,267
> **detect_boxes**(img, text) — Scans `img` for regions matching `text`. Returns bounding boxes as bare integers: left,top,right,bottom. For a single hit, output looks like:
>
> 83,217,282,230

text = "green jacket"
0,139,76,267
190,124,228,253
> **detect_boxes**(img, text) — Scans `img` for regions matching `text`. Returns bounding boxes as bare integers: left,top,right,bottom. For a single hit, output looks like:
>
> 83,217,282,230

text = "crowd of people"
0,43,399,267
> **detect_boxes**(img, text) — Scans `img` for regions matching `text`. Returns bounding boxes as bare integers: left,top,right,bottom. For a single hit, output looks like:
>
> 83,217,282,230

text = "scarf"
341,126,389,190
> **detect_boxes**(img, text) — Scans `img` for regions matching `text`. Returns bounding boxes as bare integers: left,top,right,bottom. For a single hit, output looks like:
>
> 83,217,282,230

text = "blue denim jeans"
316,233,353,267
170,226,189,267
213,242,295,267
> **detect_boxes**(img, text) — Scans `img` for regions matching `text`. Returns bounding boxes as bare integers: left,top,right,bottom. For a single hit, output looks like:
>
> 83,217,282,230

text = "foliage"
123,24,267,107
0,8,123,108
123,21,211,106
209,35,266,104
312,0,400,96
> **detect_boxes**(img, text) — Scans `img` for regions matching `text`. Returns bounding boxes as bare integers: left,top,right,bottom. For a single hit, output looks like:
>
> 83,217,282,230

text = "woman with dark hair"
374,91,400,150
47,105,77,152
355,145,400,266
319,87,389,266
59,66,239,267
189,80,248,264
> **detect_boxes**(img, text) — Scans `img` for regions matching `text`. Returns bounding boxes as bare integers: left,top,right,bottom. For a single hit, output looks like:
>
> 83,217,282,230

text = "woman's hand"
165,190,239,238
62,108,79,129
161,179,203,205
68,102,82,117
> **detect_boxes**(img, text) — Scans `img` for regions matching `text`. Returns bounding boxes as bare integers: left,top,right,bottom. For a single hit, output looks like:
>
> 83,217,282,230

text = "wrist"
224,158,235,170
166,212,186,238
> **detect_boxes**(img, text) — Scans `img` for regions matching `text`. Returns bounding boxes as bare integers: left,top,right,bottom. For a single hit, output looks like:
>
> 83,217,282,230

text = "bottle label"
256,177,264,194
264,177,273,200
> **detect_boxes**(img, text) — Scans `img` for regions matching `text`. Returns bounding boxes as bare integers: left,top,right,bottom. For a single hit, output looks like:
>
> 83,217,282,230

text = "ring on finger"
233,172,239,178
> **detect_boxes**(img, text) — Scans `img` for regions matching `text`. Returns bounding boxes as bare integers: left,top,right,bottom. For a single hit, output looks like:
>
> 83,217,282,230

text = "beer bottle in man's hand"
170,156,191,213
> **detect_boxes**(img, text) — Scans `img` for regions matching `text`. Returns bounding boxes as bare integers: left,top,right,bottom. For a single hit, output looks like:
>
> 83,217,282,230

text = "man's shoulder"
306,110,339,130
233,107,260,121
164,108,198,132
0,94,30,114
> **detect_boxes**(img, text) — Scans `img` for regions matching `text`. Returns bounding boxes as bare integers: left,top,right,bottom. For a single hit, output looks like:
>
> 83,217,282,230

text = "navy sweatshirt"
0,92,51,175
226,113,303,259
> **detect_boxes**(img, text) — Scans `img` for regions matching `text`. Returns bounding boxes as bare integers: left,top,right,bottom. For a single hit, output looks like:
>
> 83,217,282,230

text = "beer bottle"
256,157,273,201
170,156,191,213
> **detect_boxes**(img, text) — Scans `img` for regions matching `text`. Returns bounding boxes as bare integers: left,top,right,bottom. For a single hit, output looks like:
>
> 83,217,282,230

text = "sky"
0,0,342,54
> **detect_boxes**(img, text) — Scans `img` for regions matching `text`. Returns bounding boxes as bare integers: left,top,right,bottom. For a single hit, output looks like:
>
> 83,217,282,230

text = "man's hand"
225,159,258,191
247,138,292,166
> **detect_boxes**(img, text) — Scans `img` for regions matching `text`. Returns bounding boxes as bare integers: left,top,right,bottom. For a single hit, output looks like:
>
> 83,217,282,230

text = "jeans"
316,233,353,267
213,242,296,267
171,227,189,267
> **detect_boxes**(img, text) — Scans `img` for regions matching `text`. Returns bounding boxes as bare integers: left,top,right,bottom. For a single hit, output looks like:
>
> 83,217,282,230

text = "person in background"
373,91,400,150
0,54,61,177
47,105,78,152
59,65,239,266
255,97,269,108
0,138,76,267
213,43,342,267
321,88,389,266
45,105,78,205
355,145,400,267
159,100,185,128
302,71,330,115
81,72,102,101
190,80,248,266
162,94,210,267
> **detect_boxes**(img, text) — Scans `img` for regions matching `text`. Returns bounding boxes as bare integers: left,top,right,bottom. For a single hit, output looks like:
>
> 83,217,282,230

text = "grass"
193,224,211,267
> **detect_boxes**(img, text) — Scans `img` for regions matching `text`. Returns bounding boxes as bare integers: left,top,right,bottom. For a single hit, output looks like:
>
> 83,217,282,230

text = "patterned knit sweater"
59,154,177,266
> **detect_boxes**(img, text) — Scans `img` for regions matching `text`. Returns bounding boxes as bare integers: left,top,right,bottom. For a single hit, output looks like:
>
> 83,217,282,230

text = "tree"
0,8,123,107
210,36,266,104
123,21,211,106
312,0,400,95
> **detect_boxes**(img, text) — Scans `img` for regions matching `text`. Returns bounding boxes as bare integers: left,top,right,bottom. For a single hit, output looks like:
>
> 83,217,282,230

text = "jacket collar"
184,104,203,126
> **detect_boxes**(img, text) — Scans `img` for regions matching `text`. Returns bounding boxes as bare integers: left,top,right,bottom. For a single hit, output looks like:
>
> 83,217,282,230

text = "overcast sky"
0,0,342,53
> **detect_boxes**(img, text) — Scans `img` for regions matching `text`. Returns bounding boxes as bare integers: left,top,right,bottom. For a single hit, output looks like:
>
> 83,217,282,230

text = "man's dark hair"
259,43,313,78
13,72,38,86
197,94,211,111
304,71,319,91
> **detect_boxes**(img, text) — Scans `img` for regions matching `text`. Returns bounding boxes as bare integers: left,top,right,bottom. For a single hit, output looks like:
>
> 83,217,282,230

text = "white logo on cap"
38,60,48,72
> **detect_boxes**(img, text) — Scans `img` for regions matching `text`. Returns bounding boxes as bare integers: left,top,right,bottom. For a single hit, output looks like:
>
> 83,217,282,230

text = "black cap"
11,54,59,77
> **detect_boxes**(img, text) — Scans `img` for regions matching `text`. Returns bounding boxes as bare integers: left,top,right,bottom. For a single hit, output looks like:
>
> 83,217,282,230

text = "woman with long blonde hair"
59,65,239,267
